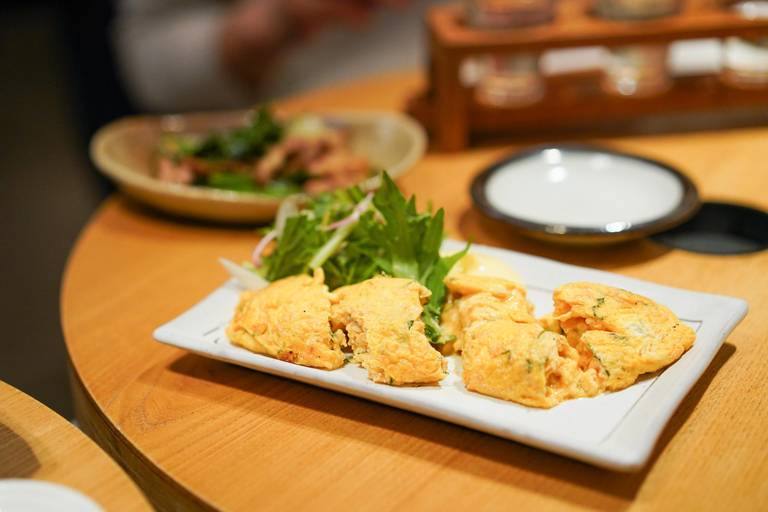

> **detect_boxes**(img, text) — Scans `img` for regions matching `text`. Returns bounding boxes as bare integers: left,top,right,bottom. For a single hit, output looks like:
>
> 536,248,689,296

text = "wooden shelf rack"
409,1,768,149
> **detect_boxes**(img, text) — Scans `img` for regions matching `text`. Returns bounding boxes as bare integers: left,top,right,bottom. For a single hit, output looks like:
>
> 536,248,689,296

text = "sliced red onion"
324,192,374,231
251,229,278,267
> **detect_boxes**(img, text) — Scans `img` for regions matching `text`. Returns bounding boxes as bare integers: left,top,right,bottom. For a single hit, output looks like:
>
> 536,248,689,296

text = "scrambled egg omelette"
330,276,447,385
226,268,346,370
443,273,695,408
444,274,601,408
226,252,694,404
551,282,696,392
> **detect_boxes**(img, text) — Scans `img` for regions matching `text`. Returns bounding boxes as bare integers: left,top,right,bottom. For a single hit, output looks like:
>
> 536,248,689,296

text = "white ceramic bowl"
471,145,700,244
90,109,427,223
0,480,104,512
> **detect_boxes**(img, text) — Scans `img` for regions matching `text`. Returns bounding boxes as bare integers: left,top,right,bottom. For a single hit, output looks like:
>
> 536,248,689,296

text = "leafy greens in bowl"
157,108,372,197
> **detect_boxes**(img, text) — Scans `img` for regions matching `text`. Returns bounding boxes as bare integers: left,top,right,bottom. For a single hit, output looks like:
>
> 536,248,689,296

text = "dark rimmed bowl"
471,144,701,245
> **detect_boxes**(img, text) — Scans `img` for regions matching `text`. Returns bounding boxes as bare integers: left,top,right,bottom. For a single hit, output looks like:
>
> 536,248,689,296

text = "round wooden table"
0,380,153,511
62,71,768,511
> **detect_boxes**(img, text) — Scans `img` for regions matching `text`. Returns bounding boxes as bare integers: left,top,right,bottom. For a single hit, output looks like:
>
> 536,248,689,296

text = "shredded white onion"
275,195,299,236
219,258,269,291
252,195,300,267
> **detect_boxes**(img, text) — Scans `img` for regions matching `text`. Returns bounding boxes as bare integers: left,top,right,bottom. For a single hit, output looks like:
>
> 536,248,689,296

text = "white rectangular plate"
154,241,748,471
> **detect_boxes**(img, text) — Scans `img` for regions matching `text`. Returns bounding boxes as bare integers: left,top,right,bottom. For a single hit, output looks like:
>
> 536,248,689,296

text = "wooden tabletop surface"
62,70,768,511
0,380,153,511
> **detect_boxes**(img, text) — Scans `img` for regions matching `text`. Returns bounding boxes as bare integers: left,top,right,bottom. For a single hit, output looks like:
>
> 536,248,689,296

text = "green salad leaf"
184,107,283,162
206,172,259,192
256,173,469,343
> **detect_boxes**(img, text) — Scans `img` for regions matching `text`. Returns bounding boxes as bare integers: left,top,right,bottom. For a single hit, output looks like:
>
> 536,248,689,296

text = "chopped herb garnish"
592,297,606,320
587,344,611,377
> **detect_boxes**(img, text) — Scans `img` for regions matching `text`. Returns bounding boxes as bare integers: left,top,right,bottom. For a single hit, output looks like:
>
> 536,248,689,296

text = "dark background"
1,0,129,418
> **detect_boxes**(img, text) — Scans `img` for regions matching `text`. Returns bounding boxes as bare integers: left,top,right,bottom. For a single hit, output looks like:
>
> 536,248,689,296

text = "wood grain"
0,380,153,511
62,70,768,511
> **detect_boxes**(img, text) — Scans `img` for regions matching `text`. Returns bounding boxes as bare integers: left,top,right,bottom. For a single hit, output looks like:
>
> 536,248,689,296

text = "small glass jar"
601,44,673,98
465,0,555,28
594,0,681,19
475,53,545,107
720,37,768,89
721,0,768,20
465,1,550,108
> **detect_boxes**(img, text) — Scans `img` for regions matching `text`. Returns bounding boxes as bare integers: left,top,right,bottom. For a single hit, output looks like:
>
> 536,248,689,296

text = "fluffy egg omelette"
226,268,346,370
444,274,603,408
225,251,694,404
330,276,447,385
550,282,696,392
442,273,695,408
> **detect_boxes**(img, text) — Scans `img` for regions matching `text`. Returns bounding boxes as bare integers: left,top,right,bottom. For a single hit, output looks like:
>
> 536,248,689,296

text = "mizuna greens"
248,173,470,344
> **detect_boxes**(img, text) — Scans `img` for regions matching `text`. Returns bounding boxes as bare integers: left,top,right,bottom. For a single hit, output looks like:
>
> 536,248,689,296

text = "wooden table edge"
68,360,217,512
60,198,218,512
0,378,155,511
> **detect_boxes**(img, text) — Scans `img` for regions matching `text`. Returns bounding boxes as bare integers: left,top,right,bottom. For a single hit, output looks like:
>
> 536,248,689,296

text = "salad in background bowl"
90,108,426,223
157,108,372,197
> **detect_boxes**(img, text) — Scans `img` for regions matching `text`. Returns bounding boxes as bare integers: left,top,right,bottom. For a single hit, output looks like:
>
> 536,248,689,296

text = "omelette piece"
330,276,447,385
226,268,346,370
462,323,603,408
441,253,528,356
552,282,696,391
445,274,602,408
462,321,555,407
441,274,536,354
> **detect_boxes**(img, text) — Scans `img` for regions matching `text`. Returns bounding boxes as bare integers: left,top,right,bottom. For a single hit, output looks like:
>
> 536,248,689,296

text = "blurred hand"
221,0,411,89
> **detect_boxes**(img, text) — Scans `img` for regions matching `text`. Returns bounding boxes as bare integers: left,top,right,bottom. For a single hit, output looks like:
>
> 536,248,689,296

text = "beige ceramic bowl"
90,109,427,223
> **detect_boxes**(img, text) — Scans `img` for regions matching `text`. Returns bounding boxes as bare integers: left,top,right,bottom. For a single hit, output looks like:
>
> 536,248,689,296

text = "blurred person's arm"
112,0,408,113
113,0,250,112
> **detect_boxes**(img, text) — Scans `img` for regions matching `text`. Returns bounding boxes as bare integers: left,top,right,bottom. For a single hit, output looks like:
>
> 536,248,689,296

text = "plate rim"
470,143,701,242
152,241,747,471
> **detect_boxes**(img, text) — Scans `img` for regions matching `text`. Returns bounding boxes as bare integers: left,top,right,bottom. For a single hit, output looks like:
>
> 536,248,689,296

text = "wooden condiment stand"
408,1,768,150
